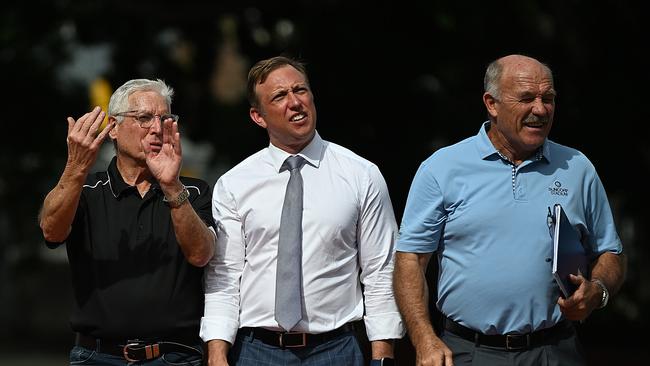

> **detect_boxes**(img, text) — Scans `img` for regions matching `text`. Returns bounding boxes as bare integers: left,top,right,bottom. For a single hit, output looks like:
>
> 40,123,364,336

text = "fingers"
78,106,103,136
569,273,584,285
68,107,105,140
88,109,107,138
446,354,454,366
92,120,115,147
172,121,182,155
67,116,76,135
160,118,182,155
162,118,173,145
68,112,89,135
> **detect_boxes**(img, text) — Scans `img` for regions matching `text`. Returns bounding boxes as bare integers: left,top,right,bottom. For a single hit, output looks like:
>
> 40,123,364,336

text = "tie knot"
284,155,305,171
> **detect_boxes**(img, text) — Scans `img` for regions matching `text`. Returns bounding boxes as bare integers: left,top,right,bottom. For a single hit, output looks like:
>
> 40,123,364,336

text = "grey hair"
484,60,504,99
483,56,554,100
108,79,174,123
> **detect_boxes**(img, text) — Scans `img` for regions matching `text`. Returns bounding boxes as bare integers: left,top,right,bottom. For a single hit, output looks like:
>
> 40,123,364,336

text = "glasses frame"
113,110,179,128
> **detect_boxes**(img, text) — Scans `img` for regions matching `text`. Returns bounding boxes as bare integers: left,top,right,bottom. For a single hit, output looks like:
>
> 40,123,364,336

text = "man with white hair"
39,79,216,365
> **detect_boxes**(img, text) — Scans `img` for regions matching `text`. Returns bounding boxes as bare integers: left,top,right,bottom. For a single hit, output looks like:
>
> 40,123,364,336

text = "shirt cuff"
364,311,406,341
200,316,239,344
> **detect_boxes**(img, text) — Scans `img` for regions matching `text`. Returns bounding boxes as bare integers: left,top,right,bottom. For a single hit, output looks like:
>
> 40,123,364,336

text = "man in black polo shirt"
39,79,216,365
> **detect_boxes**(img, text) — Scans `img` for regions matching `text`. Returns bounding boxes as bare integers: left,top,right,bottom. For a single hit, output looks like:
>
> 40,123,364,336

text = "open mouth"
290,113,307,123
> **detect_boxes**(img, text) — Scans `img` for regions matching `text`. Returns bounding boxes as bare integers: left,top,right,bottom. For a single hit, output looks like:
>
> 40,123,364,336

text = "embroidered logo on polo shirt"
548,181,568,196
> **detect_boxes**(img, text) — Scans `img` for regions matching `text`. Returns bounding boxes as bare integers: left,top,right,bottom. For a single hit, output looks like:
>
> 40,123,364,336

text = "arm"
201,179,244,362
370,339,394,359
40,107,113,242
558,169,627,320
143,118,214,266
356,165,405,352
206,339,230,366
394,252,453,366
166,184,216,267
558,252,626,320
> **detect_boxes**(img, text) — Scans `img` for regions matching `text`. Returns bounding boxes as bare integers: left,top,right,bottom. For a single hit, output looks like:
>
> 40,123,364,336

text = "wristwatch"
163,186,190,208
592,278,609,309
370,358,395,366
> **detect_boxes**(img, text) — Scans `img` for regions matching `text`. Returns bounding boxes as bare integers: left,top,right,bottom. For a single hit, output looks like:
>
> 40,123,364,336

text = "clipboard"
551,204,588,298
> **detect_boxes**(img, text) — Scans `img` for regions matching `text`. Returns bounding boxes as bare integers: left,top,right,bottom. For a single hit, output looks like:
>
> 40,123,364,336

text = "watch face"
382,358,395,366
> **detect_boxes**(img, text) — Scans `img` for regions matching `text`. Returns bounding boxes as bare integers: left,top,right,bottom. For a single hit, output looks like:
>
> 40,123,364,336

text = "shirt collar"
267,131,324,172
475,121,550,163
106,156,160,197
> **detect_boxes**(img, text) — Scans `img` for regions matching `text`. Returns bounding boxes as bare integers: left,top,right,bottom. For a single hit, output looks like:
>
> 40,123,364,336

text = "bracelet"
163,186,190,208
592,278,609,309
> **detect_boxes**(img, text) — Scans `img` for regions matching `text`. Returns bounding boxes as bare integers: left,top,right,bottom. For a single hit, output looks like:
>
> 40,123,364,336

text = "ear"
249,107,267,128
483,92,498,118
108,116,119,140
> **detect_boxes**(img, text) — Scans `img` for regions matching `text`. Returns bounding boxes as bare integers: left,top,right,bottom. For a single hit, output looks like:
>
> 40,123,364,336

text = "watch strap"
592,278,609,309
163,186,190,208
370,358,395,366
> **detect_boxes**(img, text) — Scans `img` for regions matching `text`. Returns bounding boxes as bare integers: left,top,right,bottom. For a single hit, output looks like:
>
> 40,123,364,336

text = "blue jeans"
228,330,364,366
69,345,203,366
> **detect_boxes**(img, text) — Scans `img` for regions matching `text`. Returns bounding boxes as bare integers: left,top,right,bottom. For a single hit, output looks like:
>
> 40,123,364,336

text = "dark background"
1,0,648,364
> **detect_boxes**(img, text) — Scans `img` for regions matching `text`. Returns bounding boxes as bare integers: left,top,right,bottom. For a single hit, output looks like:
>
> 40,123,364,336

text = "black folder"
551,204,588,298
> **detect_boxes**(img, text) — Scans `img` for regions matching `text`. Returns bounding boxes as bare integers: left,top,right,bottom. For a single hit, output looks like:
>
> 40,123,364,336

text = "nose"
287,92,301,108
531,97,548,116
148,117,163,133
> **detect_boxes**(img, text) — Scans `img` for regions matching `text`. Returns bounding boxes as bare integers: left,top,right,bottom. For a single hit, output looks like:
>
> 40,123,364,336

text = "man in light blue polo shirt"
393,54,626,366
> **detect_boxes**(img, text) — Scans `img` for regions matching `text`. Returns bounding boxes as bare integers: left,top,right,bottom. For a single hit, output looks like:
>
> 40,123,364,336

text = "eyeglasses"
113,110,179,128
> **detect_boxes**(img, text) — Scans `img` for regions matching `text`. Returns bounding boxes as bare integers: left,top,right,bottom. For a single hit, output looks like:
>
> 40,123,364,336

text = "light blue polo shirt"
397,121,622,334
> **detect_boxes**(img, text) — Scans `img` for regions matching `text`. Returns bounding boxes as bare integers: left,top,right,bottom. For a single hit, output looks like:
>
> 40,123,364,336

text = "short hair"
247,56,309,109
483,55,554,99
108,79,174,123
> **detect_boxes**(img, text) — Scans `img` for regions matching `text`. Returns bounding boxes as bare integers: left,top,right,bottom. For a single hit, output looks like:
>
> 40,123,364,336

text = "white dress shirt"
200,132,404,344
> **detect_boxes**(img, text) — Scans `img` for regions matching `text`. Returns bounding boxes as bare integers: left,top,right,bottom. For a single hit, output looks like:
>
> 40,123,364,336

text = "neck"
487,126,532,166
116,156,154,197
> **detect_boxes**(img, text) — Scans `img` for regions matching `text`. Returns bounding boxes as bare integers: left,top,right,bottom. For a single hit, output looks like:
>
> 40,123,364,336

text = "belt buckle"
279,332,307,348
505,334,528,351
123,340,142,362
124,340,161,362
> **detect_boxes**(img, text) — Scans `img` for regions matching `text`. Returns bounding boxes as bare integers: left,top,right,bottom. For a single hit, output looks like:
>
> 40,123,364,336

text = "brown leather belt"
75,333,202,362
239,323,355,348
444,318,573,351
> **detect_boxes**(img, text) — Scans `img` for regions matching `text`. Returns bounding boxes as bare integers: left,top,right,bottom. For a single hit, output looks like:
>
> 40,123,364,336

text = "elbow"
188,253,212,268
182,228,216,267
187,242,215,268
40,220,68,243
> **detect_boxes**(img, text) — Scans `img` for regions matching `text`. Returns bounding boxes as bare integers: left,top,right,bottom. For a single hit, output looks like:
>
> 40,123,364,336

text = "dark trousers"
228,329,364,366
441,327,585,366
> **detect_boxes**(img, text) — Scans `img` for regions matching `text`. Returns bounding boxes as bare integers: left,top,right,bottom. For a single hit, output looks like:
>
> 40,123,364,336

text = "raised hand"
142,117,182,187
66,106,114,174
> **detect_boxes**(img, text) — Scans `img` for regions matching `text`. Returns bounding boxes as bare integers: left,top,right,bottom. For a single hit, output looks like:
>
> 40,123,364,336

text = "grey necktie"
275,155,306,331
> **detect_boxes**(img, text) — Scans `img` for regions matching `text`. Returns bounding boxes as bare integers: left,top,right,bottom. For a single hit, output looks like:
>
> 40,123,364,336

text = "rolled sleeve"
357,165,405,340
200,292,240,344
201,178,244,343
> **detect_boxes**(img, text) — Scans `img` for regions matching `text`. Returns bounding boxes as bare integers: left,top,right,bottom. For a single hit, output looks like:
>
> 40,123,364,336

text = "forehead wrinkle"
129,94,169,114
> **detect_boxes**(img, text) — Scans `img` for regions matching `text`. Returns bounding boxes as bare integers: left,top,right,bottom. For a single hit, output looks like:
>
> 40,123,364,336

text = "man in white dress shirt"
201,56,404,365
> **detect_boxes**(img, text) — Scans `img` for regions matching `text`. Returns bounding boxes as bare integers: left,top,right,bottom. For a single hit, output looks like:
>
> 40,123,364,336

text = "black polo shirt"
46,157,215,340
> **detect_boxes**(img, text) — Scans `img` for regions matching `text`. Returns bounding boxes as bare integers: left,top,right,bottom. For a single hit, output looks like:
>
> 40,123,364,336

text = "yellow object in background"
89,77,112,131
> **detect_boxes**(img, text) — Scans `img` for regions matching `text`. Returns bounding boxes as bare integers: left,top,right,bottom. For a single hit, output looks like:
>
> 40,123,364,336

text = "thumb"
569,273,584,285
